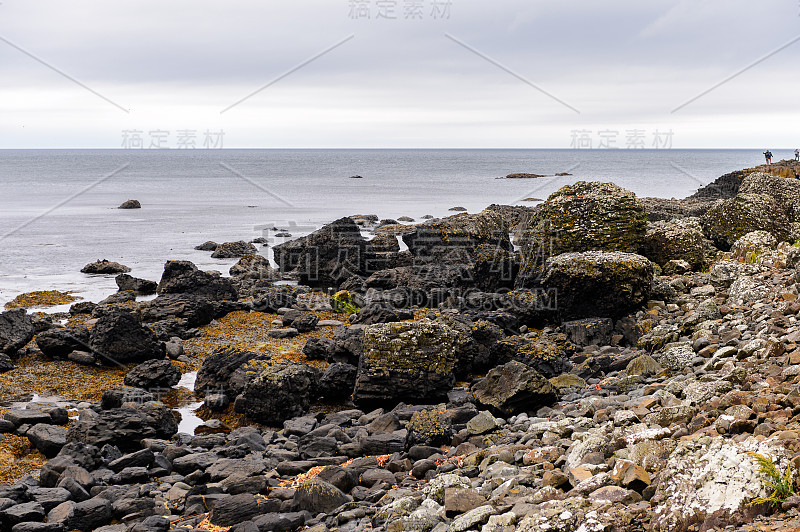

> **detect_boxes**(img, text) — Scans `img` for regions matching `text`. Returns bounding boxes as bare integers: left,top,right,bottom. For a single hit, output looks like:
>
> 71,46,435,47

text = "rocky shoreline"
3,161,800,531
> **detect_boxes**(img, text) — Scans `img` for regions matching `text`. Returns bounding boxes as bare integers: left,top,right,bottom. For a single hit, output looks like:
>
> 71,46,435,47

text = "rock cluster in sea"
4,164,800,530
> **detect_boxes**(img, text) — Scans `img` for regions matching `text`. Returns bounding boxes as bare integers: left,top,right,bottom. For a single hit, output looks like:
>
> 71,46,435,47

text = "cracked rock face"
650,436,785,532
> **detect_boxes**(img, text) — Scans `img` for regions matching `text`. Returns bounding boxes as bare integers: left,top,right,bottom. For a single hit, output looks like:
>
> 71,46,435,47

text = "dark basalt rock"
194,347,265,400
195,241,218,251
273,217,370,287
229,255,280,280
35,326,90,359
318,363,357,400
0,309,35,356
233,361,319,425
349,303,414,325
156,260,237,301
118,199,141,209
138,294,215,328
211,241,258,259
115,274,157,295
80,260,131,275
123,360,181,390
89,311,164,365
66,403,177,451
471,360,558,417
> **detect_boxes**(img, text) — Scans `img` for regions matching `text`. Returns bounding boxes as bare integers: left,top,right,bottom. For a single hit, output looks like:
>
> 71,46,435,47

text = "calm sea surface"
0,148,780,307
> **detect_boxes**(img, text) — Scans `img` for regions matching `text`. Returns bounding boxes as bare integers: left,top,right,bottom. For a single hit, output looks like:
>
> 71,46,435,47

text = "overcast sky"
1,0,799,148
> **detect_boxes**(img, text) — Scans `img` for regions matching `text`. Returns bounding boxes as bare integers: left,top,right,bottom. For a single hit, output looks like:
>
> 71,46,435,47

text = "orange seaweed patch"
4,291,79,309
0,434,47,484
278,465,326,489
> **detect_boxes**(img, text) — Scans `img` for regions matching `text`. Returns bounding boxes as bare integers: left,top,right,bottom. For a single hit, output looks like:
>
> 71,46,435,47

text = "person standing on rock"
764,150,772,165
795,148,799,161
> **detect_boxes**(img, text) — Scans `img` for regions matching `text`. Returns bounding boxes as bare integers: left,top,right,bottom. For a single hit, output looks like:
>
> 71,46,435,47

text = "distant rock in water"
449,207,467,212
506,173,545,179
81,260,131,275
555,172,573,176
349,175,363,179
195,241,218,251
211,241,258,259
115,273,157,295
118,199,141,209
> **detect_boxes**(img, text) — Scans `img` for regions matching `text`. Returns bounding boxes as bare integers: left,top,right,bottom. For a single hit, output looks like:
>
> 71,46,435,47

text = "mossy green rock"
700,193,790,250
541,251,654,320
353,319,459,406
549,374,587,390
490,335,571,378
293,478,350,515
516,182,647,284
738,171,800,221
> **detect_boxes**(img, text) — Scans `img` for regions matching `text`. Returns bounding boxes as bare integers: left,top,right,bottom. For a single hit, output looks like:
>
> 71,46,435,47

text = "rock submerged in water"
117,199,141,209
80,260,131,275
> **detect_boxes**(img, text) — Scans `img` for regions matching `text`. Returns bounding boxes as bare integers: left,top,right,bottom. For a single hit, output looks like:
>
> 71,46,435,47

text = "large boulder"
228,254,280,280
138,294,215,327
516,182,647,286
402,210,511,264
0,309,35,356
273,217,369,286
639,217,708,270
156,260,237,301
472,361,557,417
89,311,164,365
650,437,786,531
233,361,319,425
353,319,460,406
730,230,778,262
738,171,800,221
66,403,177,451
123,359,181,390
539,251,654,320
489,335,571,378
211,241,258,259
35,326,90,359
195,347,263,400
700,193,790,250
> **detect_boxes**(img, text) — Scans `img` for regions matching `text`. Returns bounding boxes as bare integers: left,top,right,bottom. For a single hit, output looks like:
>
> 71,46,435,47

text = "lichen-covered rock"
700,193,790,250
539,251,654,320
274,217,370,286
731,230,778,262
657,342,695,372
233,361,318,425
157,260,238,301
211,241,258,259
118,199,141,209
406,409,453,447
650,437,786,531
640,217,707,270
422,474,471,504
637,324,680,351
516,181,647,272
626,354,663,377
517,497,634,531
709,260,763,288
738,171,800,221
471,360,557,417
728,277,771,306
489,336,571,378
293,478,350,515
353,319,460,406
